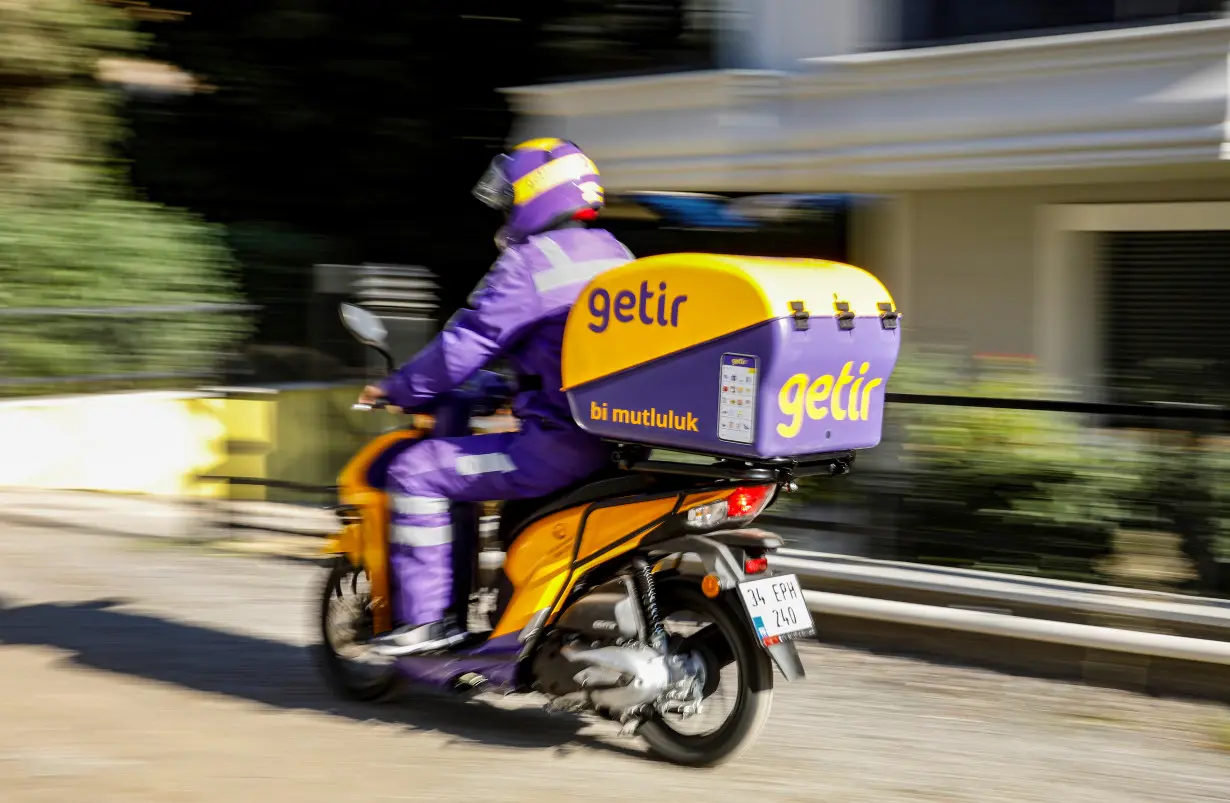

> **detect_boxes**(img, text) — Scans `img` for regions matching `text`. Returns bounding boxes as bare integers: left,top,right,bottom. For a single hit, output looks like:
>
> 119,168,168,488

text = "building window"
900,0,1225,49
1102,230,1230,406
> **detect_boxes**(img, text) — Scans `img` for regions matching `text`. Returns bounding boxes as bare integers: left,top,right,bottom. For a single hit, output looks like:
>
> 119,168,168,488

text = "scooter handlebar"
350,370,514,416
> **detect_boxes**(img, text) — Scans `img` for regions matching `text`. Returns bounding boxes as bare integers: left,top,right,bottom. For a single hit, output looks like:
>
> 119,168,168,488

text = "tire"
639,580,774,768
312,557,401,702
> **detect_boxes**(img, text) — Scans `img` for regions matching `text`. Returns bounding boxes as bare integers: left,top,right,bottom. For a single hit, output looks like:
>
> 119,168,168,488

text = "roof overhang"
503,20,1230,193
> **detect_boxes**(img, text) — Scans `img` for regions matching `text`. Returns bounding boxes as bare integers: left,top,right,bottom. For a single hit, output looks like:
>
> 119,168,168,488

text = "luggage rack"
609,443,855,487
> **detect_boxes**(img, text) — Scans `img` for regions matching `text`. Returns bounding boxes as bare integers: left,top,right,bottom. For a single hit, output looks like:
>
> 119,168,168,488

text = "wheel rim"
655,607,746,740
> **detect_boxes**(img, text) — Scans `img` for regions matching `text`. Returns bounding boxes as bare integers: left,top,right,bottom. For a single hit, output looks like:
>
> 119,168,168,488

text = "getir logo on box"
562,262,779,392
776,361,884,437
587,281,687,333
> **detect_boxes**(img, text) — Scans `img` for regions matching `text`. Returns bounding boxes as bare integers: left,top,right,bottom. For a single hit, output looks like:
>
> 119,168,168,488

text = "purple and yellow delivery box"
561,254,902,460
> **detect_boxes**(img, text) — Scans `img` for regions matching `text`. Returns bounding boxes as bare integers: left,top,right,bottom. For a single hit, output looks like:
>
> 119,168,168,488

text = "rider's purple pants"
385,420,610,627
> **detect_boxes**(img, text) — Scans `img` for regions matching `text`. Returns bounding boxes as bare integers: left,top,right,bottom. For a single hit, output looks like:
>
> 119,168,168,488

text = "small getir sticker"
718,353,758,444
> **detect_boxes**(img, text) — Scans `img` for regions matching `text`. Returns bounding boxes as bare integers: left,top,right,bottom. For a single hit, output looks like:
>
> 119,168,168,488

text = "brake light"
683,485,774,531
744,556,769,574
728,486,773,519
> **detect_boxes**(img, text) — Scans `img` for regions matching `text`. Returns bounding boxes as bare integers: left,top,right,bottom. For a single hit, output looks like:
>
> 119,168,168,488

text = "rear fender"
675,590,806,683
651,528,784,588
652,529,805,682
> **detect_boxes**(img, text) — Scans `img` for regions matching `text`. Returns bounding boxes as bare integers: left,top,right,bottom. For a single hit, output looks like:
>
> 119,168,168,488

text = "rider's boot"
368,615,469,657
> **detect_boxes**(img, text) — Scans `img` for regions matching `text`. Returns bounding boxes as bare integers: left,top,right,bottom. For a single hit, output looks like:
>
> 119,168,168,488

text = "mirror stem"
375,346,396,376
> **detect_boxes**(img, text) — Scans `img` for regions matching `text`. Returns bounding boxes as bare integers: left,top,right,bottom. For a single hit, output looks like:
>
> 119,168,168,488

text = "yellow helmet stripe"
512,137,565,152
512,152,601,206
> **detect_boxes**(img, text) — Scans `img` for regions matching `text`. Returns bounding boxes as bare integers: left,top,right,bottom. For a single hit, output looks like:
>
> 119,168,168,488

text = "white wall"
850,179,1230,394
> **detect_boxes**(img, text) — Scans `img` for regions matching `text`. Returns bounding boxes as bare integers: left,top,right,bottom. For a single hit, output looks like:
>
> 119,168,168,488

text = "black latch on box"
878,302,900,330
833,300,855,331
788,300,810,331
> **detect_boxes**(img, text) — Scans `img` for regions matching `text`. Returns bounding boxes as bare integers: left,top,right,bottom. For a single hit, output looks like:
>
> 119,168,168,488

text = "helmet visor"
472,154,513,211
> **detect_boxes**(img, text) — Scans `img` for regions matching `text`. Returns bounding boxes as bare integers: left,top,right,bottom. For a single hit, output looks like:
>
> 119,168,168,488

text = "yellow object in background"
0,385,375,499
0,391,231,496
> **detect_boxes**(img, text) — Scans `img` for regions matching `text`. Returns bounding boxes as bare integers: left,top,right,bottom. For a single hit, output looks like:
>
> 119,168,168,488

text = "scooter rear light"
686,499,728,530
743,556,769,574
682,485,775,532
726,485,774,519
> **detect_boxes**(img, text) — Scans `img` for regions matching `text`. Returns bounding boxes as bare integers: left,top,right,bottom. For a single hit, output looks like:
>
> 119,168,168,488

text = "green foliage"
1127,427,1230,591
0,0,244,386
0,198,243,380
891,371,1134,578
0,0,139,200
802,350,1150,581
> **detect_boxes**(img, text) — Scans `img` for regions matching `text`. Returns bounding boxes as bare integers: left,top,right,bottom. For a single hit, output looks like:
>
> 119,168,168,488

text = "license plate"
737,574,815,647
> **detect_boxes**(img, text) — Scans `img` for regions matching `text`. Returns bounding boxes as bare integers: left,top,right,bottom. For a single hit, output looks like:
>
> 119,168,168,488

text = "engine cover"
554,579,644,641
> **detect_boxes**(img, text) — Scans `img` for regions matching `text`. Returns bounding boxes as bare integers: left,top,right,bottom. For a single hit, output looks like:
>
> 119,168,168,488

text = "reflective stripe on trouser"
384,422,612,628
389,496,454,626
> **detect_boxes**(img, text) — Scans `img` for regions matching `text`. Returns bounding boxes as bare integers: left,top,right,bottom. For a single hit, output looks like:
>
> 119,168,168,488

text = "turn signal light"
686,499,729,530
701,574,721,598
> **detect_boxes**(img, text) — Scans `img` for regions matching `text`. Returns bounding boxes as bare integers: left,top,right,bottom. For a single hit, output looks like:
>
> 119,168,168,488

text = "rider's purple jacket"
379,226,634,430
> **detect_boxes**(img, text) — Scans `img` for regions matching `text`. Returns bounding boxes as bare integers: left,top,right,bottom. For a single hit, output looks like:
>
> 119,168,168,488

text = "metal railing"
773,390,1230,596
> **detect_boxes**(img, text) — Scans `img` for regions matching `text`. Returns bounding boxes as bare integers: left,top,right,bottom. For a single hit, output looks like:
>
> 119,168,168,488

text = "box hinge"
788,300,810,331
878,302,900,330
833,300,855,331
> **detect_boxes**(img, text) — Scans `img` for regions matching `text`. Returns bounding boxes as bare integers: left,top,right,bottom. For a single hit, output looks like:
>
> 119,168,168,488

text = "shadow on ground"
0,595,645,758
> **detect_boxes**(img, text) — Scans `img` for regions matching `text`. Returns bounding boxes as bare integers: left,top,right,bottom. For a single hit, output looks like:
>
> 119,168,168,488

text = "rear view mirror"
339,302,388,348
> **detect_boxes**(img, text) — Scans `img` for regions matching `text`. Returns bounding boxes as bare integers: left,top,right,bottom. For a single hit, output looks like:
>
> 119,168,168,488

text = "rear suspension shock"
631,558,666,650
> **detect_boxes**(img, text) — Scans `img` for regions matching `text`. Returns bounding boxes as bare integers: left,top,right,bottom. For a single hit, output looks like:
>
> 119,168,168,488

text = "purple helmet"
472,139,605,245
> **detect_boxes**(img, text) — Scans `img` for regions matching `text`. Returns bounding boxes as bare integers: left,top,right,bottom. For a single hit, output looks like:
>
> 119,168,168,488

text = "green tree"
0,0,243,387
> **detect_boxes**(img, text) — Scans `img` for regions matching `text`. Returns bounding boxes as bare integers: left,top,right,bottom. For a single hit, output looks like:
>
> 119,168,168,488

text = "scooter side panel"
575,497,678,565
490,506,587,639
492,495,681,637
545,495,683,624
548,522,671,624
681,489,732,510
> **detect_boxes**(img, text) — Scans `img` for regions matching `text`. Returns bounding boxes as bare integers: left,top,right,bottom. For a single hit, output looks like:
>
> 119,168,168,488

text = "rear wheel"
639,580,774,767
313,557,400,702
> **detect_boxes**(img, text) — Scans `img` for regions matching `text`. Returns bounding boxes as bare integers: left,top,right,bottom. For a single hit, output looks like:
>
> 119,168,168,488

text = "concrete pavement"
1,516,1228,802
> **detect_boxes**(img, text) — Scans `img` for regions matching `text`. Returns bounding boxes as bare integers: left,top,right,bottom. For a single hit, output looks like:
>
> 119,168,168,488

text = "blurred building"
508,1,1230,402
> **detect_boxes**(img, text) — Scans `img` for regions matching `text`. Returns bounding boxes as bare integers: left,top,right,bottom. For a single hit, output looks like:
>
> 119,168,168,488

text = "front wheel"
313,557,401,702
639,580,774,767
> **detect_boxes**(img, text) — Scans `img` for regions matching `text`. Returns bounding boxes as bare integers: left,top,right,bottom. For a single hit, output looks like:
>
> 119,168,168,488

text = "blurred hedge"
889,361,1127,581
0,0,244,387
794,350,1230,592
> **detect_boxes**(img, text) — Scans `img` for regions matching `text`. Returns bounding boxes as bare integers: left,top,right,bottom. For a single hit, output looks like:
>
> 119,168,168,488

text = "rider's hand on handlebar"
357,385,402,414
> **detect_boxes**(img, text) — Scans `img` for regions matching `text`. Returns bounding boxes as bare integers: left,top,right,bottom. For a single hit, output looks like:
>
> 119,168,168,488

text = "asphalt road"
1,521,1228,802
